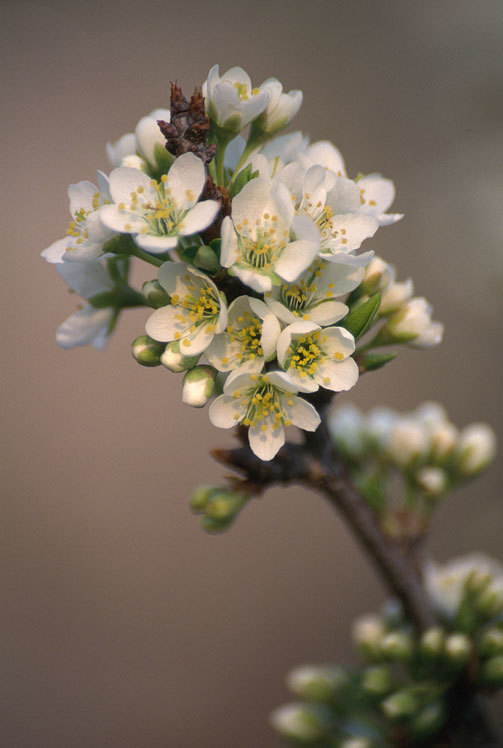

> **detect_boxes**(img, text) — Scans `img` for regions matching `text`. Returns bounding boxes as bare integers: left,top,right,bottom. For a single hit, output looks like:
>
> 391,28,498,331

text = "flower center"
65,192,106,251
227,313,263,362
237,379,292,430
171,279,220,339
289,331,324,378
238,224,286,271
233,81,260,101
124,176,188,237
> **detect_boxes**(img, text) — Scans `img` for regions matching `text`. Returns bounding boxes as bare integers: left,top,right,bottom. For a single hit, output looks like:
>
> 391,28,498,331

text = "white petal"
358,174,396,214
326,177,361,213
264,297,297,325
57,260,111,298
145,305,181,342
283,368,319,393
167,152,206,210
205,335,242,371
42,237,72,263
220,216,239,268
135,233,178,253
108,167,155,204
304,141,346,176
232,266,272,293
286,397,320,431
326,213,379,253
56,306,113,349
182,323,216,355
316,357,359,392
99,204,145,234
231,177,272,229
309,300,348,326
157,262,191,296
275,239,318,282
322,326,356,357
179,200,220,236
209,395,244,429
106,133,136,168
224,135,246,171
68,181,98,214
249,419,285,461
135,115,165,165
265,370,300,392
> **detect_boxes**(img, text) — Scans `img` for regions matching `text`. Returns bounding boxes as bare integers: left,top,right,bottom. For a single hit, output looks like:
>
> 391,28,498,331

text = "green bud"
476,587,503,620
160,341,200,372
361,666,394,697
270,703,328,744
480,655,503,687
340,739,372,748
182,365,217,407
381,631,413,662
287,665,350,702
420,628,445,660
444,633,472,666
410,701,445,739
190,485,215,513
142,279,170,308
352,615,386,661
193,245,220,273
131,335,164,366
381,689,419,721
478,628,503,658
205,490,246,524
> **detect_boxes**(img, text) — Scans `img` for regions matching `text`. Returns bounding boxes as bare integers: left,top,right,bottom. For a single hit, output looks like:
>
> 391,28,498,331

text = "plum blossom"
221,177,320,293
145,263,227,355
205,296,281,373
209,370,320,460
42,172,113,263
384,297,444,348
106,108,172,171
203,65,270,133
276,320,359,393
100,153,220,254
252,78,303,136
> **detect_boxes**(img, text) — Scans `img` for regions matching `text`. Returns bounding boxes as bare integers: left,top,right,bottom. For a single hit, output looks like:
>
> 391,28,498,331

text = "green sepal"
153,142,175,174
88,287,145,309
228,163,259,198
342,293,381,340
179,245,199,264
102,234,137,256
358,351,397,372
193,245,221,273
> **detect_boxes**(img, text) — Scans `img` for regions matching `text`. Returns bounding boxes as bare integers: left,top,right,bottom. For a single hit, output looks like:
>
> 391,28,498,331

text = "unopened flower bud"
131,335,164,366
444,633,472,666
253,79,303,136
361,257,395,295
381,631,413,662
480,655,503,687
190,485,215,513
160,341,200,372
411,701,445,739
380,297,443,348
142,279,170,309
476,586,503,619
204,489,246,524
379,278,414,315
361,666,394,697
381,689,419,720
477,628,503,658
270,703,327,743
456,423,497,476
287,665,349,702
416,466,448,498
387,419,429,468
420,628,445,660
340,739,372,748
353,615,385,660
182,365,217,407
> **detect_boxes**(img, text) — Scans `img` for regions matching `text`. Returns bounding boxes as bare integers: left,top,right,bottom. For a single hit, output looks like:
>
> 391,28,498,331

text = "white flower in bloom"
145,263,227,355
42,173,113,263
280,163,378,262
203,65,270,132
456,423,497,475
357,173,403,226
221,177,320,293
277,321,358,393
296,139,347,177
100,153,220,254
205,296,281,373
209,370,320,461
263,131,310,163
107,108,171,170
425,554,503,619
253,78,303,135
385,297,444,348
264,258,364,326
386,417,429,467
55,261,114,350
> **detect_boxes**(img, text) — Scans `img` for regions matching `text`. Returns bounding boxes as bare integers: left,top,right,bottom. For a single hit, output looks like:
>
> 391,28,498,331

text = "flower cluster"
272,569,503,748
42,64,443,462
329,400,496,509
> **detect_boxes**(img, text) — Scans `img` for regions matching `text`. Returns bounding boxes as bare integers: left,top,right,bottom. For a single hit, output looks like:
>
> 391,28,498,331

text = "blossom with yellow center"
209,370,320,461
206,295,281,373
100,153,220,254
277,320,358,393
203,65,271,133
42,172,114,263
145,263,227,355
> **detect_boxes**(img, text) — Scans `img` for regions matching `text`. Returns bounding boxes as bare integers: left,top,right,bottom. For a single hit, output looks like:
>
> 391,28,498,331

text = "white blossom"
221,177,320,292
205,296,281,373
264,257,364,326
145,263,227,355
385,297,444,348
270,704,324,743
100,153,220,254
386,417,430,467
42,172,113,263
277,321,358,393
356,173,404,226
416,466,448,497
253,78,303,135
380,278,414,315
203,65,270,132
456,423,497,475
55,261,115,350
106,108,171,170
209,370,320,461
425,554,503,619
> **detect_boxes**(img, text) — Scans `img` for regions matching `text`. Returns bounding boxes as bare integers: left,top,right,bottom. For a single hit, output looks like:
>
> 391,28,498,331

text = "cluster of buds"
189,484,248,531
328,402,496,529
272,580,503,747
43,63,443,463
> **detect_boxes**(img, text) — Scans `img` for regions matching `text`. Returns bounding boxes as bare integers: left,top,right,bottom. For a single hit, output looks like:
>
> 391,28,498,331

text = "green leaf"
179,245,199,264
342,293,381,340
358,351,397,371
229,163,259,198
193,245,220,273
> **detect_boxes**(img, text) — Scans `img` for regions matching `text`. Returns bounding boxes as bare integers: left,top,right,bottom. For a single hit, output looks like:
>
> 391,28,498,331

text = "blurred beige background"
1,1,502,746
